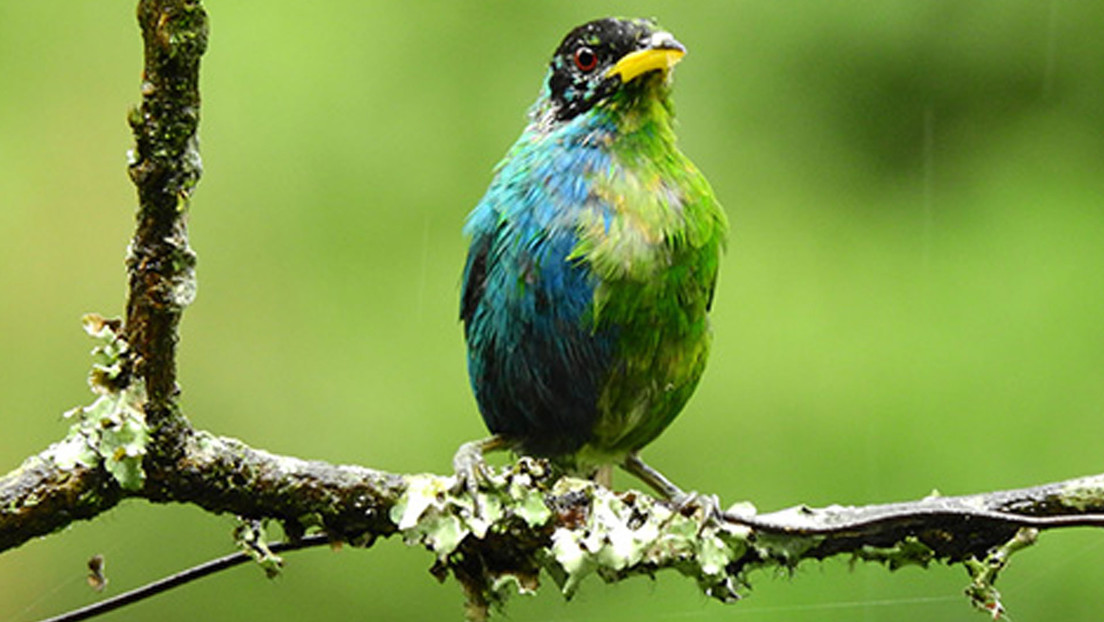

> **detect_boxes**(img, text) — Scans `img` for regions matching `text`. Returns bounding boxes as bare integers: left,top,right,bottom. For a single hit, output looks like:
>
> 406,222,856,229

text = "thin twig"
36,535,331,622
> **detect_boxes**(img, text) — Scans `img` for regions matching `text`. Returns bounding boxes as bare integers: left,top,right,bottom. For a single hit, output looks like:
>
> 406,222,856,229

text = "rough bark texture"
148,430,406,543
124,0,205,437
0,447,122,552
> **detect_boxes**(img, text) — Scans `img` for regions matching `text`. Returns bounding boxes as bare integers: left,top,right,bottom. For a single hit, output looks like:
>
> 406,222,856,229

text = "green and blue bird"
458,18,727,499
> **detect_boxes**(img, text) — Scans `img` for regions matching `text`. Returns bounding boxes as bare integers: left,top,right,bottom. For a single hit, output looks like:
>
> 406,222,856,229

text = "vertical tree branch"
124,0,207,438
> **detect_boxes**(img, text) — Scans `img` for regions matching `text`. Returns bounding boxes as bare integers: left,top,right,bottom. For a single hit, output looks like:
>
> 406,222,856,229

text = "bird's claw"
450,436,509,518
451,438,494,499
672,491,725,532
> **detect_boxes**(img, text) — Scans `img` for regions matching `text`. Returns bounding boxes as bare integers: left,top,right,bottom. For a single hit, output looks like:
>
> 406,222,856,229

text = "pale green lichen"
391,473,483,556
752,530,824,566
52,428,100,470
234,519,284,579
392,458,752,616
84,313,128,388
964,527,1038,620
853,535,936,570
395,473,525,555
86,393,150,491
549,526,591,593
503,470,552,527
392,459,558,560
57,315,150,491
548,478,749,602
1059,475,1104,512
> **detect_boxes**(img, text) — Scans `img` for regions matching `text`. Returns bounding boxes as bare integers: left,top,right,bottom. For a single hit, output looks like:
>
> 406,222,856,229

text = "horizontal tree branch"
146,429,406,542
5,418,1104,619
0,444,122,553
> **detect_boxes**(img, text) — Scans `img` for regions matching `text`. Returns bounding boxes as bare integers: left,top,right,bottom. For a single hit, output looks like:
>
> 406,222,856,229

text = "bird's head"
539,18,686,125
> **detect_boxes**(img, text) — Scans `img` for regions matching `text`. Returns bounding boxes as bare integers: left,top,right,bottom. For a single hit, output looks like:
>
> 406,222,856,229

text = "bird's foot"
450,436,508,516
593,464,614,489
673,491,725,531
622,452,724,530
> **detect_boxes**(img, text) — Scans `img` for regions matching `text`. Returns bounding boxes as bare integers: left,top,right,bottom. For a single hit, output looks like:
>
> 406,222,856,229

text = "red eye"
574,47,597,72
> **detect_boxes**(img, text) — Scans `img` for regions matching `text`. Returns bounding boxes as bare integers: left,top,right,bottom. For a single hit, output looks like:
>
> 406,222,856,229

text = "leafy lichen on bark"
964,527,1039,619
354,462,1104,621
65,314,152,491
1057,474,1104,512
386,459,753,621
8,347,1104,619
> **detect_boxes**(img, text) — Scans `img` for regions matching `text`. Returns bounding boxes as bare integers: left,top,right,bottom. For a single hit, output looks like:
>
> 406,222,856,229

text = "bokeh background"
3,1,1104,620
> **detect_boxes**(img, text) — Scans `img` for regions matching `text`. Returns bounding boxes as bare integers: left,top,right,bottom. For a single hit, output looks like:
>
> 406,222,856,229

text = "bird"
456,17,727,502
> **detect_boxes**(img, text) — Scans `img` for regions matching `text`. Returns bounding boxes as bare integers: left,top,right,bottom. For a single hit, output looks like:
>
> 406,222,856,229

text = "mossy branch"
123,0,205,436
3,1,1104,621
7,424,1104,621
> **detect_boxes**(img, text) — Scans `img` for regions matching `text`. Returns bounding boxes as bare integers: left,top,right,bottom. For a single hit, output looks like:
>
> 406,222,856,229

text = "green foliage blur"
2,1,1103,620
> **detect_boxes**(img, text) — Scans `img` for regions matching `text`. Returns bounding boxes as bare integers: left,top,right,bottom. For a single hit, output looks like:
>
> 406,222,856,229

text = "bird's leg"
451,435,509,498
593,464,614,489
622,452,685,499
622,452,723,527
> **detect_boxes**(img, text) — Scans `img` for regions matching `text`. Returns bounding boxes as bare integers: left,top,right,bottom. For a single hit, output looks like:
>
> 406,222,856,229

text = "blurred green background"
2,1,1104,620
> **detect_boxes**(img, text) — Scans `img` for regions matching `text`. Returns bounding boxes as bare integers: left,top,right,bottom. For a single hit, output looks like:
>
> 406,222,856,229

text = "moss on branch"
8,414,1104,621
124,0,207,433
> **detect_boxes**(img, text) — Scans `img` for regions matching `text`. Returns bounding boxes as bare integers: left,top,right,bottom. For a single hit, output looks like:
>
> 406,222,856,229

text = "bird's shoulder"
464,122,611,239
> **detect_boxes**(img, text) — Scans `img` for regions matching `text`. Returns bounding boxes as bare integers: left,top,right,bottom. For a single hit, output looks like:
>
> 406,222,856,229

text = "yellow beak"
606,35,686,83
